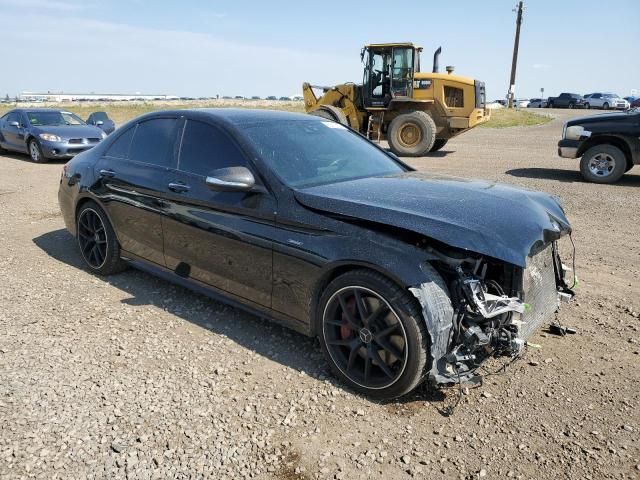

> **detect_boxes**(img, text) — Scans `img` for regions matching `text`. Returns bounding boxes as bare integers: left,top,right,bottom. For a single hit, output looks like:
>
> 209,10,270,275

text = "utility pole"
507,1,524,108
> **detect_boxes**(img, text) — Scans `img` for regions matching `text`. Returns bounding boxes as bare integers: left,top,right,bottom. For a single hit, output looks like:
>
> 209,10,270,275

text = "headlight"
565,125,591,140
100,131,107,139
39,133,62,142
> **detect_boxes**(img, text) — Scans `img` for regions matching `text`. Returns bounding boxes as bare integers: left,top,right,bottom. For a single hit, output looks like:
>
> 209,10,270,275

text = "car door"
591,93,603,108
93,116,180,266
0,112,26,152
162,118,275,308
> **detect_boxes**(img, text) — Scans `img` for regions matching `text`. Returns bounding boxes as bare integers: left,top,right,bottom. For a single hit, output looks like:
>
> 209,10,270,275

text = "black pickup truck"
558,109,640,183
547,93,585,109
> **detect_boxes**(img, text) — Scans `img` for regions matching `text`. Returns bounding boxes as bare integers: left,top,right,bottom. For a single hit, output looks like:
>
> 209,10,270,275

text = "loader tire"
387,111,436,157
309,105,349,126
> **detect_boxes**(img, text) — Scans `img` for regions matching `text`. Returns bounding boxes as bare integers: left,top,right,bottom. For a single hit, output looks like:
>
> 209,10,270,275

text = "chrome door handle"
99,169,115,178
168,182,190,193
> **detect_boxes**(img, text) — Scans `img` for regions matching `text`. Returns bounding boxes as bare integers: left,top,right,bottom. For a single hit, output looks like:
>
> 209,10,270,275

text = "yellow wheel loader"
303,43,490,156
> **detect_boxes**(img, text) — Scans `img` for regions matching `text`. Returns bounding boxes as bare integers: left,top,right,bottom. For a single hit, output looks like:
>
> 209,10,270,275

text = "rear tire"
387,111,436,157
317,269,441,400
568,102,575,109
28,138,47,163
76,201,128,275
309,105,349,126
584,103,590,109
547,101,554,108
579,145,626,184
429,139,448,152
603,102,609,110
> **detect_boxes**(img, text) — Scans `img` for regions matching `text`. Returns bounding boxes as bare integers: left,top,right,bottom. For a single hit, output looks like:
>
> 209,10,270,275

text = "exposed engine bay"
411,240,575,386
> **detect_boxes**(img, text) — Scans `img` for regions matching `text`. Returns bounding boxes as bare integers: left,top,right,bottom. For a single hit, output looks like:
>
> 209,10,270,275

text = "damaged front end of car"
411,239,575,386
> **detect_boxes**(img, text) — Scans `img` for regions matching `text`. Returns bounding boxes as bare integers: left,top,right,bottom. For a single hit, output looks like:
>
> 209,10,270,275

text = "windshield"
90,112,109,121
244,120,406,188
27,111,86,126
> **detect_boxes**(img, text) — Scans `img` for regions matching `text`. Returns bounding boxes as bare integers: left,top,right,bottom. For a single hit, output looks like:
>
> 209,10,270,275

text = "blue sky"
0,0,638,99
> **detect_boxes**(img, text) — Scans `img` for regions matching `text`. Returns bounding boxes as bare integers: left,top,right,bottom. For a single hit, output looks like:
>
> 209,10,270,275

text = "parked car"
58,109,574,399
583,93,629,110
86,111,116,135
266,96,278,100
0,108,106,163
279,96,292,101
251,96,261,100
528,98,547,108
558,109,640,183
493,99,507,106
631,98,640,108
547,93,585,109
515,99,530,108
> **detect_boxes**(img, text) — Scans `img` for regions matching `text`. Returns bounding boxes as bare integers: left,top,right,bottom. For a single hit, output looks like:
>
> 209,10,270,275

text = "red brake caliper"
340,297,356,339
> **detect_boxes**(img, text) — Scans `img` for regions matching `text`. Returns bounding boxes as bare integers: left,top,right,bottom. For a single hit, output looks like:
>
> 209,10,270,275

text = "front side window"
5,112,20,124
178,120,248,177
244,119,406,188
129,118,178,167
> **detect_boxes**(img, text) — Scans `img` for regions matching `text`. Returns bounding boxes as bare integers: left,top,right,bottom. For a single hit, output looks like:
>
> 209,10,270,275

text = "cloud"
0,12,356,97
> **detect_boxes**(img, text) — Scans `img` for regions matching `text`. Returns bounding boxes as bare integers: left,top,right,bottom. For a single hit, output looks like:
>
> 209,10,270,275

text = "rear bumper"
557,139,580,158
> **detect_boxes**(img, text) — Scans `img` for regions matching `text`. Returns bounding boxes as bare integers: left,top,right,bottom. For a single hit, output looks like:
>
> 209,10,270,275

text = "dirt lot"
0,109,638,480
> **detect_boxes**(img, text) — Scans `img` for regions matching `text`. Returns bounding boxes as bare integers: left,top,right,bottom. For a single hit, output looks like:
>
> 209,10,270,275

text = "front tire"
76,201,128,275
387,111,436,157
317,269,438,400
579,145,626,184
29,139,47,163
602,102,609,110
584,103,590,109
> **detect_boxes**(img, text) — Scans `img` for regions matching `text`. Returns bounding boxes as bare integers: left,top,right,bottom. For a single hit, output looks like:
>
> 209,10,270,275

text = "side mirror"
9,121,19,127
205,166,256,192
96,120,104,126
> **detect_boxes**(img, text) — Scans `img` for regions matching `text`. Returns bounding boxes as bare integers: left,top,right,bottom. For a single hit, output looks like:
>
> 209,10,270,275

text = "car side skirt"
120,250,313,337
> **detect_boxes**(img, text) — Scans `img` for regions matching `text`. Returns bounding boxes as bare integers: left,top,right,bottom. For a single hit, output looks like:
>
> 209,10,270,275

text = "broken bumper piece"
411,242,574,386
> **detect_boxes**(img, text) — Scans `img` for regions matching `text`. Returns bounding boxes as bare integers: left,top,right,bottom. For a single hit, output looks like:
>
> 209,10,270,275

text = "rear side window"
178,120,248,177
129,118,178,167
106,126,135,159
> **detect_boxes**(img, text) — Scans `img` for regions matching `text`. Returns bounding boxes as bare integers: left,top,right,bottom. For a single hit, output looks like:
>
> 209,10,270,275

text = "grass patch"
480,108,552,128
0,99,305,124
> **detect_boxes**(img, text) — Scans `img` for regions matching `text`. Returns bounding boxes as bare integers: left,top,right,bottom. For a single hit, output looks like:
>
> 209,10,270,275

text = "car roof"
139,108,317,126
14,108,68,113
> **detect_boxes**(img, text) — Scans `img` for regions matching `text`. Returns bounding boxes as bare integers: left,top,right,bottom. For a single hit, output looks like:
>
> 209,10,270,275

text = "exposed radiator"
519,244,559,339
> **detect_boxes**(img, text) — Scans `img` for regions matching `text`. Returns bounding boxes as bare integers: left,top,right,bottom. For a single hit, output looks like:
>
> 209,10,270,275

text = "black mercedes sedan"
58,109,574,399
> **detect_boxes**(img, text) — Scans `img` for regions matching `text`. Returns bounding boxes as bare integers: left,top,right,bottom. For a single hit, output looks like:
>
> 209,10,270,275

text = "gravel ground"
0,109,638,480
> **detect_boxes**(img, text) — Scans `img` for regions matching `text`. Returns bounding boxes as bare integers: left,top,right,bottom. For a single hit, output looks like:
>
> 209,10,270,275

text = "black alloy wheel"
323,285,408,390
76,202,128,275
78,207,108,269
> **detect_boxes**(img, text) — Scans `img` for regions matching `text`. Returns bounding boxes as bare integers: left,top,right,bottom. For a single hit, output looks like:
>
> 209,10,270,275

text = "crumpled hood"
32,125,104,139
294,171,571,267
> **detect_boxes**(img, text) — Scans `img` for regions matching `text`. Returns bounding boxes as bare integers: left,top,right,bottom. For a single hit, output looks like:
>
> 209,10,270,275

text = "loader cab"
361,43,419,109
